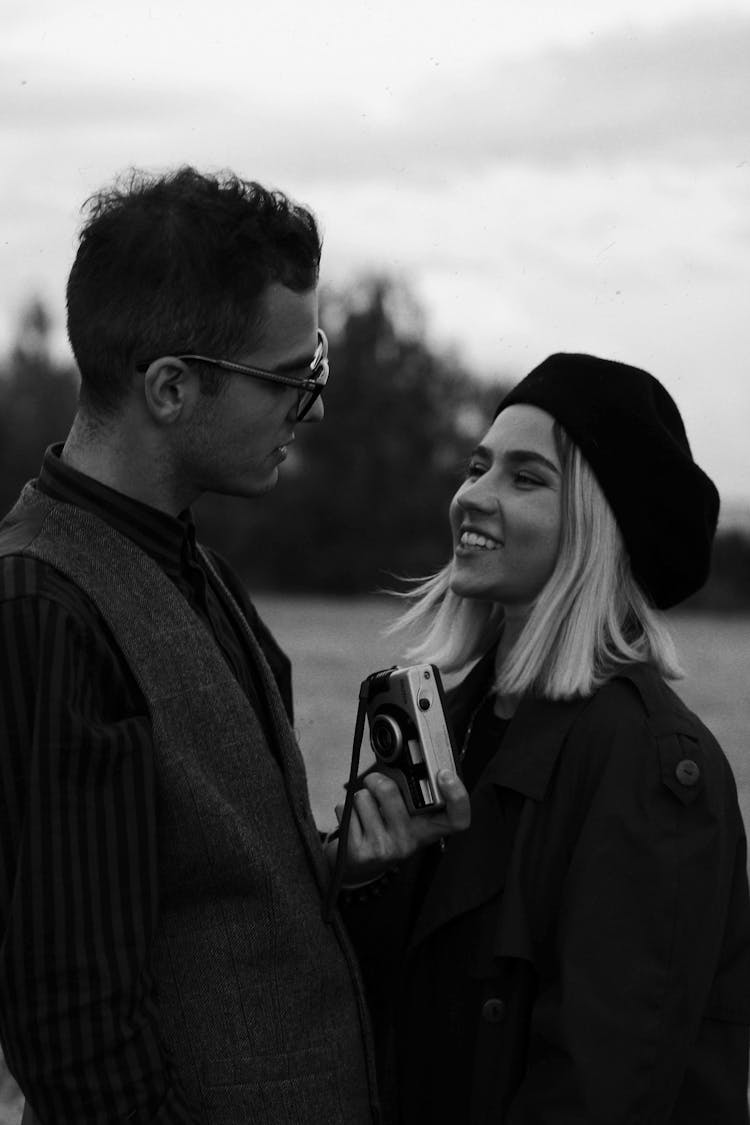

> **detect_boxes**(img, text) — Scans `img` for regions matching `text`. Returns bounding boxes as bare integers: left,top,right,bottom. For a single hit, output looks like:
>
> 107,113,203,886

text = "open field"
255,595,750,840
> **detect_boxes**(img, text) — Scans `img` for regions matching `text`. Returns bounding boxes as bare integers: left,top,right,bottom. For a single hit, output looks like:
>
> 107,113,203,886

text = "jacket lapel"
409,676,590,953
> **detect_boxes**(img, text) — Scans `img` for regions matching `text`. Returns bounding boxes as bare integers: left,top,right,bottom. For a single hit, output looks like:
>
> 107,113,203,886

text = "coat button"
481,998,506,1024
675,759,700,787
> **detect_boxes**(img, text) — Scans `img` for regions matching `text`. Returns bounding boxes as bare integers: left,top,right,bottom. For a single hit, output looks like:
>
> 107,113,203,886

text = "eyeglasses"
136,328,329,421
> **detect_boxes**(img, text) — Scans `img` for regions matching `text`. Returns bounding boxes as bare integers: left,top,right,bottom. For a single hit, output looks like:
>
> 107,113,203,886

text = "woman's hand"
325,769,471,887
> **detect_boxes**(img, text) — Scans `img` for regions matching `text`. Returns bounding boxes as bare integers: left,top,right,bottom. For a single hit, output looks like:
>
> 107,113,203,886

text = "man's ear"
142,357,200,424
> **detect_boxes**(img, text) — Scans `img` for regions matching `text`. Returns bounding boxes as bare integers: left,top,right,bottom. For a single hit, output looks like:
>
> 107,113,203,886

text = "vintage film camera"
363,664,458,814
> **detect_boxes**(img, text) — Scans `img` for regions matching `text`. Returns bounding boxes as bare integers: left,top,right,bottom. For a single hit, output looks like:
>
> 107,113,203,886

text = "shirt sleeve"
506,689,750,1123
0,587,201,1124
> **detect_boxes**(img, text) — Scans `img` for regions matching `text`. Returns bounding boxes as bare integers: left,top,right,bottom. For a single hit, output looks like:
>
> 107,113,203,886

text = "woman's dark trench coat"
343,656,750,1123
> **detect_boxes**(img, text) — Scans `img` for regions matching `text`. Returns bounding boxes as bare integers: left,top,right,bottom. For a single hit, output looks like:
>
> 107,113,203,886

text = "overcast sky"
2,0,748,509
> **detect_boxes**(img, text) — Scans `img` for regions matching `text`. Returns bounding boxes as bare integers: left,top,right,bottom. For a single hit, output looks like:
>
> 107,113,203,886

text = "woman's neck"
492,606,532,718
495,607,529,664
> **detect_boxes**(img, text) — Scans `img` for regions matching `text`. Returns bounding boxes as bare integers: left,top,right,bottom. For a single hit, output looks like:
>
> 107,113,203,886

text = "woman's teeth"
460,531,500,550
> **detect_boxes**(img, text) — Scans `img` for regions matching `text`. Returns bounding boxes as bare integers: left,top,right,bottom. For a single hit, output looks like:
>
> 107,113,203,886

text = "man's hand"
324,769,470,886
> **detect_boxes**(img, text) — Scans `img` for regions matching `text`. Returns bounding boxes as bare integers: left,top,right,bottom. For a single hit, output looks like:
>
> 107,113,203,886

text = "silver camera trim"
364,663,457,814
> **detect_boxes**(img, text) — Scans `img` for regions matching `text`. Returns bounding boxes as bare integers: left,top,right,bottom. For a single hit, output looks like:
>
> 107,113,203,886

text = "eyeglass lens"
296,387,320,420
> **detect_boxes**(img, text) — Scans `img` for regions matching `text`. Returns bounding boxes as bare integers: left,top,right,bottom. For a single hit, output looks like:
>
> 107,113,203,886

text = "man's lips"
273,433,295,458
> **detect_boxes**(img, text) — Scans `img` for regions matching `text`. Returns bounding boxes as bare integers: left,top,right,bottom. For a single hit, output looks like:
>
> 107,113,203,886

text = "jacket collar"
38,444,194,585
483,693,590,800
447,652,659,803
410,659,665,956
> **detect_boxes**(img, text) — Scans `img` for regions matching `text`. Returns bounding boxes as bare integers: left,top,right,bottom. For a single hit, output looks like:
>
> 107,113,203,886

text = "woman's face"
449,404,563,612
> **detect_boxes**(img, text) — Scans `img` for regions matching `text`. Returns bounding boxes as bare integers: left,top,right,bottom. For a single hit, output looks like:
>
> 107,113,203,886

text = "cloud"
328,15,750,179
2,58,191,134
1,4,747,504
2,13,747,186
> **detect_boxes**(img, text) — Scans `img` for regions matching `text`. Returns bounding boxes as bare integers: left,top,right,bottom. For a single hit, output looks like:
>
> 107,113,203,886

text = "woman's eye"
513,471,543,487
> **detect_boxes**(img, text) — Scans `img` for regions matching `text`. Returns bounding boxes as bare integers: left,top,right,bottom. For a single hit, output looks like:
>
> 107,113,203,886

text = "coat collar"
447,655,668,802
484,694,590,800
411,658,667,957
447,649,589,803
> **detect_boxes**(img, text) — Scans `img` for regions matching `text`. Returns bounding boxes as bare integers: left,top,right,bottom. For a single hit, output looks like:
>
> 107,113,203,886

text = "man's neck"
62,411,191,516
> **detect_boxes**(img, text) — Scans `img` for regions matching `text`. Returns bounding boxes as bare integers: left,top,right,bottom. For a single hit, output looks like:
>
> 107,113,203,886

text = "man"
0,167,469,1124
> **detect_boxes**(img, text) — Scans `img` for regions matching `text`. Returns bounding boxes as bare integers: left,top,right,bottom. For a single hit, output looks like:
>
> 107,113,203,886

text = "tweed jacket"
346,653,750,1124
0,483,378,1125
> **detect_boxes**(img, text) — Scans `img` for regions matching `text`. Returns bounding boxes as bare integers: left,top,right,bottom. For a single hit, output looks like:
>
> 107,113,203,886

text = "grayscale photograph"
1,0,748,1121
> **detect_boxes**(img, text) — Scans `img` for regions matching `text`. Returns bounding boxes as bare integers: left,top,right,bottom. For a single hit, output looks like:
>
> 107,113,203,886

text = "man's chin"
244,470,281,498
211,469,281,500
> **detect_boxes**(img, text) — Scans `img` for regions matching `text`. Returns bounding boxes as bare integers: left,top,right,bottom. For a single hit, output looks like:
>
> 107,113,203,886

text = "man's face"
181,282,323,499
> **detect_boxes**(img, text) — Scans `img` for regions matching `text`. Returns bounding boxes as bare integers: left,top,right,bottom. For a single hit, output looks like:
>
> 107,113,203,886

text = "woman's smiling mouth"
458,530,502,551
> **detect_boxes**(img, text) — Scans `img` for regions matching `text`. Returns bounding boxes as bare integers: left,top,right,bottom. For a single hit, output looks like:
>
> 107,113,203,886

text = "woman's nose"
456,478,499,514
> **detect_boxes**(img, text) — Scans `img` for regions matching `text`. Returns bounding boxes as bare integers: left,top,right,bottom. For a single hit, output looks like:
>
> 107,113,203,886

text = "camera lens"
370,714,403,763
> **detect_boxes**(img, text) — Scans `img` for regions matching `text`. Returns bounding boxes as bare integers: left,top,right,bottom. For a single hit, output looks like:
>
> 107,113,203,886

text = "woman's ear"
141,357,201,424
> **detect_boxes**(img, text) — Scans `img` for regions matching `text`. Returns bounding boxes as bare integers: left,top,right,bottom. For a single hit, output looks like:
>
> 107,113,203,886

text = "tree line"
1,283,748,611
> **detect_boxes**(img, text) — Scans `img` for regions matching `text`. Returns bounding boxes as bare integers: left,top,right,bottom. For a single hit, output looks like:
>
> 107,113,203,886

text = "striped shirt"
0,446,290,1124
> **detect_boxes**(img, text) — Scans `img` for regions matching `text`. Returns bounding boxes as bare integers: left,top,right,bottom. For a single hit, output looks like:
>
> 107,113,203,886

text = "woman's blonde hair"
388,423,682,700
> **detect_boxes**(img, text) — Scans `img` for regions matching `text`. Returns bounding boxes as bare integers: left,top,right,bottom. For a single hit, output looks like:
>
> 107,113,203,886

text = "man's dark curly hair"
66,166,322,415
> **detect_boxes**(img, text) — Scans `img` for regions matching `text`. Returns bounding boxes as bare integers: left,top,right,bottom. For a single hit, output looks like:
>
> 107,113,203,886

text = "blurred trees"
0,298,78,517
686,529,750,613
196,276,501,591
1,284,749,610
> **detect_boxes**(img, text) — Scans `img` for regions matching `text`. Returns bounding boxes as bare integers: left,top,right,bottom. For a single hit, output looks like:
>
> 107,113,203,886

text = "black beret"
494,353,720,609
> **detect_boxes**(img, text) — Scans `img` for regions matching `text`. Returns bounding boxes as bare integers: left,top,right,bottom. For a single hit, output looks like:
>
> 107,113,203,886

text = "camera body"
363,663,458,815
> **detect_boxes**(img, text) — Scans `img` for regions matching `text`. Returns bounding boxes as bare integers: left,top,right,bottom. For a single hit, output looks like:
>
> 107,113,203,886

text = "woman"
342,353,750,1124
